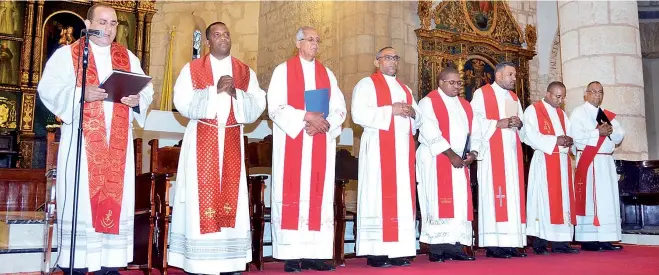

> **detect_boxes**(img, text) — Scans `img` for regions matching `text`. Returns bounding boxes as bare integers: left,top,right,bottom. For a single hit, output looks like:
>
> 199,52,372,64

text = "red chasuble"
281,55,330,231
71,38,131,234
427,90,474,221
533,101,575,225
574,109,615,226
189,54,249,234
480,84,526,223
370,72,416,242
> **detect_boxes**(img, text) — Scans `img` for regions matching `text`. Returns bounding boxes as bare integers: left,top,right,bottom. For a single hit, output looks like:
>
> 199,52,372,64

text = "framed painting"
41,11,86,70
0,1,25,38
116,11,137,51
463,0,497,35
462,56,495,101
0,39,21,86
0,90,19,130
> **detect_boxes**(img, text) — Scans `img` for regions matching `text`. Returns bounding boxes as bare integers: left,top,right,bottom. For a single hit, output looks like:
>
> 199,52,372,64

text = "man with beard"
569,81,625,252
470,62,527,258
522,81,580,255
352,46,421,268
267,26,346,273
416,67,479,262
168,21,266,275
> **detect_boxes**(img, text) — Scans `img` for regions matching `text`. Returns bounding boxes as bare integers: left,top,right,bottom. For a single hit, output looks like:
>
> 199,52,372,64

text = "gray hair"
495,61,516,73
295,26,314,42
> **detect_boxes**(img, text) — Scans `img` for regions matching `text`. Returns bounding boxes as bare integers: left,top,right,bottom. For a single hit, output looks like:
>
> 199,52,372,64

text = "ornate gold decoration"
135,11,145,61
204,208,216,218
137,0,156,11
21,92,35,131
19,140,33,168
416,1,535,107
21,0,34,86
525,24,537,51
418,0,433,30
30,1,45,86
0,96,17,129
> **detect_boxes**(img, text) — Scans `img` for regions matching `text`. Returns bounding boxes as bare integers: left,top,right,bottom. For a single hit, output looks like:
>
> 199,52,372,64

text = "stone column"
558,1,648,160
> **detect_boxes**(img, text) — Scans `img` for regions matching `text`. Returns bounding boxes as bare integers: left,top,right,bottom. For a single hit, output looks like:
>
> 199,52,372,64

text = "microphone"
82,29,104,37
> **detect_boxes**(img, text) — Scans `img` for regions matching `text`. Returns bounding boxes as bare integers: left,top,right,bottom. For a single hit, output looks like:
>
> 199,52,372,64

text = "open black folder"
99,70,152,104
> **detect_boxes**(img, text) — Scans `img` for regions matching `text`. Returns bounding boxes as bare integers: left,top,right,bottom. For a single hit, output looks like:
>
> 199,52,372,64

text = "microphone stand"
68,33,90,275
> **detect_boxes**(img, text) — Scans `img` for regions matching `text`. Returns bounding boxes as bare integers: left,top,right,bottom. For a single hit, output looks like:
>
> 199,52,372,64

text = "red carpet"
128,245,659,275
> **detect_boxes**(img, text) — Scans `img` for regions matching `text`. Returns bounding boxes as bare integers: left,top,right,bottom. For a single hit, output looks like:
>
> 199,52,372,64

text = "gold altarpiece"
416,0,536,105
0,0,156,169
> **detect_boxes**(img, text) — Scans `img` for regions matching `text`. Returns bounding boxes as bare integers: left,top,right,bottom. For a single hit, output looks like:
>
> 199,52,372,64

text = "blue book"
304,88,330,119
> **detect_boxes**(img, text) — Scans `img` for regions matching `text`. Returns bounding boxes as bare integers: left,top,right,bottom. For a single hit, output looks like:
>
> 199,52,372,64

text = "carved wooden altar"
0,0,157,169
416,0,536,106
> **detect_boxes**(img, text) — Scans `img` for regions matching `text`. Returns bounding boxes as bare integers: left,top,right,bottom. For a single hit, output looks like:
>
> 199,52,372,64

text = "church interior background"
1,0,659,273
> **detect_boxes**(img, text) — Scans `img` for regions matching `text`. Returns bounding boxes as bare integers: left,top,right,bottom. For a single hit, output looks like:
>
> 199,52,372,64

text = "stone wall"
507,1,541,102
149,1,260,109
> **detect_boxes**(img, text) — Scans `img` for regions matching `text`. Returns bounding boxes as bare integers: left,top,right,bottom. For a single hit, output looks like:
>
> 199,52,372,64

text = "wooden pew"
333,149,357,266
245,136,272,271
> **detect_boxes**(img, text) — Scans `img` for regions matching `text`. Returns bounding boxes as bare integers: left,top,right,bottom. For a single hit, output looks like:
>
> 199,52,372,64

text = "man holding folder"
267,26,346,273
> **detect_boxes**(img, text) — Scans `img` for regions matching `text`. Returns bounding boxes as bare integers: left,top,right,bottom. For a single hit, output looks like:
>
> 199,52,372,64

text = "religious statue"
58,26,74,46
0,1,17,35
0,96,16,129
115,13,130,47
463,59,493,100
0,41,14,84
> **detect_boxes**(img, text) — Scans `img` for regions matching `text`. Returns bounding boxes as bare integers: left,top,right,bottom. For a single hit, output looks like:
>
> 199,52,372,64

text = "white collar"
299,55,315,65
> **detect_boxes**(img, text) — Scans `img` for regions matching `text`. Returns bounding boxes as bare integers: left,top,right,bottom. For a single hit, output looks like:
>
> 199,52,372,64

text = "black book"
462,134,471,160
99,70,152,104
596,108,612,140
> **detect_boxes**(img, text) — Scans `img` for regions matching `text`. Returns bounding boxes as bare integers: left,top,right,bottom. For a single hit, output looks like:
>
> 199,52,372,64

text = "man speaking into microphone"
37,3,153,275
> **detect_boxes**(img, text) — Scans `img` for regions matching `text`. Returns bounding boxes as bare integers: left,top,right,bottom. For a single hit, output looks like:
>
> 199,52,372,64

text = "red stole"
427,90,474,221
574,108,616,226
71,38,131,234
281,55,330,231
481,84,526,223
533,101,575,225
370,72,416,242
189,54,249,234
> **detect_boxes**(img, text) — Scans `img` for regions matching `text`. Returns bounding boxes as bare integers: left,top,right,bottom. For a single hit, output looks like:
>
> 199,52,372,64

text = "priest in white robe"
522,81,580,255
569,81,625,252
352,47,421,268
416,67,479,262
37,4,153,275
470,62,527,258
168,22,266,275
267,26,346,273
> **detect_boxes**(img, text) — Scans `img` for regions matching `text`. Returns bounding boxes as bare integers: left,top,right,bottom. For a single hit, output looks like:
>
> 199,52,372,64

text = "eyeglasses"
441,80,463,86
299,37,321,44
586,90,603,95
93,19,118,27
378,55,400,61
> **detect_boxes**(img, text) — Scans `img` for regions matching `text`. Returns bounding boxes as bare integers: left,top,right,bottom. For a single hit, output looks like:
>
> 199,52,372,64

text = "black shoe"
533,246,549,255
552,246,580,254
104,272,121,275
600,242,623,251
486,249,511,259
387,257,411,267
506,248,527,257
429,253,444,262
367,256,391,268
284,260,302,273
300,259,335,271
444,252,475,261
220,272,242,275
581,242,603,252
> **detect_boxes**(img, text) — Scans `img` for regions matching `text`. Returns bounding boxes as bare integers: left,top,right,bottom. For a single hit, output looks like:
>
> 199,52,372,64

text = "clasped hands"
556,135,574,147
445,149,477,169
496,116,523,129
217,75,237,98
392,102,415,118
84,85,139,107
304,112,330,136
